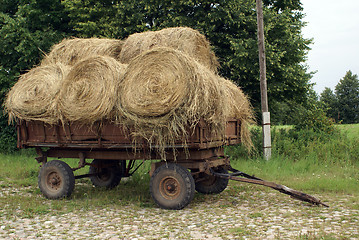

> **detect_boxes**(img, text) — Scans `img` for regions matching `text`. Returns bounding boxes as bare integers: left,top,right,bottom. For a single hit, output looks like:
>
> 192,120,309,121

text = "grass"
336,123,359,139
0,151,154,217
227,123,359,197
230,155,359,195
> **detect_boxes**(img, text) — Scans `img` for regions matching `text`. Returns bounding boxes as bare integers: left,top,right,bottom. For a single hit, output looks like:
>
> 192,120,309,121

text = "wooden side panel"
17,119,241,150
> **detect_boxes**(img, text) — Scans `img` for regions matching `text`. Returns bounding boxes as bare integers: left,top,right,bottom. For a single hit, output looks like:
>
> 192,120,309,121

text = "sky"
300,0,359,94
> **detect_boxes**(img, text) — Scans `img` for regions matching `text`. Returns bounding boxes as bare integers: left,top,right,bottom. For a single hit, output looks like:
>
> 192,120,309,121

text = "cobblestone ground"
0,183,358,239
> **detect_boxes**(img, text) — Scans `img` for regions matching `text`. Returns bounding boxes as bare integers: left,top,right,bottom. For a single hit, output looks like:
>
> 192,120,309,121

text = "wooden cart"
17,119,328,209
17,119,241,209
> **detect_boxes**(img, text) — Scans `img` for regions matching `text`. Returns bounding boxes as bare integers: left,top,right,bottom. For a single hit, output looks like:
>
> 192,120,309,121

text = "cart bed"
17,119,241,161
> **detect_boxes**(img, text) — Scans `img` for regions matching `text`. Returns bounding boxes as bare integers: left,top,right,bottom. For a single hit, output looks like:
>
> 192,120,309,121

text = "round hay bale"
57,56,127,123
42,38,124,66
221,78,253,120
119,27,219,72
5,63,69,124
221,78,254,149
117,47,226,153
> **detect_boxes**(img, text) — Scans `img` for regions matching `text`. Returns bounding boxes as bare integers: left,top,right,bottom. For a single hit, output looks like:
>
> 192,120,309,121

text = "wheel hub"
47,172,62,190
159,177,181,200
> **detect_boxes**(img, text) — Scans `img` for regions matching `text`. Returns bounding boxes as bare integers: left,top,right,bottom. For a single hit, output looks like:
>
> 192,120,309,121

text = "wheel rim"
159,177,181,200
46,171,62,191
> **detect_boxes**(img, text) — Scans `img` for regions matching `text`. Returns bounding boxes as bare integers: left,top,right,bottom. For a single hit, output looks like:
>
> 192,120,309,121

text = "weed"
229,227,250,237
297,232,342,240
249,212,263,218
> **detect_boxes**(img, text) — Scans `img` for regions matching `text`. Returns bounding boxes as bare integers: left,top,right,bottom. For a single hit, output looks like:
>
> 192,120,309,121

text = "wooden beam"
256,0,271,160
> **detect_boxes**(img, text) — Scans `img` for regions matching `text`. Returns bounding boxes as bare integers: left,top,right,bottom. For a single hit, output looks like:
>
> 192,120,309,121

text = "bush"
293,104,336,134
0,113,17,153
226,123,359,165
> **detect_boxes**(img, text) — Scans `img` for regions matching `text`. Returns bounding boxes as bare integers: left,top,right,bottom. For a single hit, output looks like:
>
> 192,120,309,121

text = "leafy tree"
270,100,306,125
293,88,335,134
0,0,19,16
0,0,70,152
320,87,339,122
62,0,120,38
335,71,359,124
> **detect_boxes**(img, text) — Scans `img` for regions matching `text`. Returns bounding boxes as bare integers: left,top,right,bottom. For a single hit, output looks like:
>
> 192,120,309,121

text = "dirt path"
0,184,358,239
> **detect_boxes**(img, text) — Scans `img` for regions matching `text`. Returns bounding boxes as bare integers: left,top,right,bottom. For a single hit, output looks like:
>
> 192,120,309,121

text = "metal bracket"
35,147,47,164
72,152,87,171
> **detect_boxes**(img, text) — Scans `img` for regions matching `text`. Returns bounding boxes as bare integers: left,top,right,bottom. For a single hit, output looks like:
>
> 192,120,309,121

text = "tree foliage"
335,71,359,123
320,87,338,121
0,0,70,152
319,71,359,124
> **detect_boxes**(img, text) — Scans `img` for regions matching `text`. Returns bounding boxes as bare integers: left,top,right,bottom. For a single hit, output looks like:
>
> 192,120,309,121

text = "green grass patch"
231,156,359,195
337,123,359,139
228,124,359,196
0,151,154,217
229,227,251,237
0,151,89,187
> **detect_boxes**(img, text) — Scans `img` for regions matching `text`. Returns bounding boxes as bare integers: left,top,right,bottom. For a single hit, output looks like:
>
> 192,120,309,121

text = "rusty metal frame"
149,157,230,177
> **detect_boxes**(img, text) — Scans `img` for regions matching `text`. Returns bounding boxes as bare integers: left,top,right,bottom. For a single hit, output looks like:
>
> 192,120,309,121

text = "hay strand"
119,27,219,72
42,38,124,66
4,63,69,124
57,56,127,123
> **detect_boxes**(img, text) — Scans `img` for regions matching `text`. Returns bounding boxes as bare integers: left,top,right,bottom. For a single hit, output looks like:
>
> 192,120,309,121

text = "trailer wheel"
150,163,195,210
38,160,75,199
89,160,124,189
195,167,229,194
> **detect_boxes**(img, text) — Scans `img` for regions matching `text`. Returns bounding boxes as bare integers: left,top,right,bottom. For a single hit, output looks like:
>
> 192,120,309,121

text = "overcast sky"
300,0,359,94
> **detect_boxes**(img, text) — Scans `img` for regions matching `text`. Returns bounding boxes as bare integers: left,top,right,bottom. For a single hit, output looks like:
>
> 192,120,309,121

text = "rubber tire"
89,160,124,189
150,163,195,210
195,167,229,194
38,160,75,199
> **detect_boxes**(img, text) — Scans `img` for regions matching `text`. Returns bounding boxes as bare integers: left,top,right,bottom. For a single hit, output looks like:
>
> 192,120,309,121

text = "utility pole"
256,0,271,160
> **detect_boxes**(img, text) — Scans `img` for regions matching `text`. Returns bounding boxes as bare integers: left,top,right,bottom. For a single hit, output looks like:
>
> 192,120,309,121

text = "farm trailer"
17,119,328,209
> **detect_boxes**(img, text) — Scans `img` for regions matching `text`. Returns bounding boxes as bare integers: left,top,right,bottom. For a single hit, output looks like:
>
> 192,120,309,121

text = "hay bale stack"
5,30,254,152
42,38,124,66
221,78,254,148
5,63,69,124
57,56,127,123
119,27,219,72
117,47,227,152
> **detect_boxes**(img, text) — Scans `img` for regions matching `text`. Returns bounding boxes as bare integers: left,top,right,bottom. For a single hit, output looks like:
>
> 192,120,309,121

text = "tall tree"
320,87,338,122
335,71,359,123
